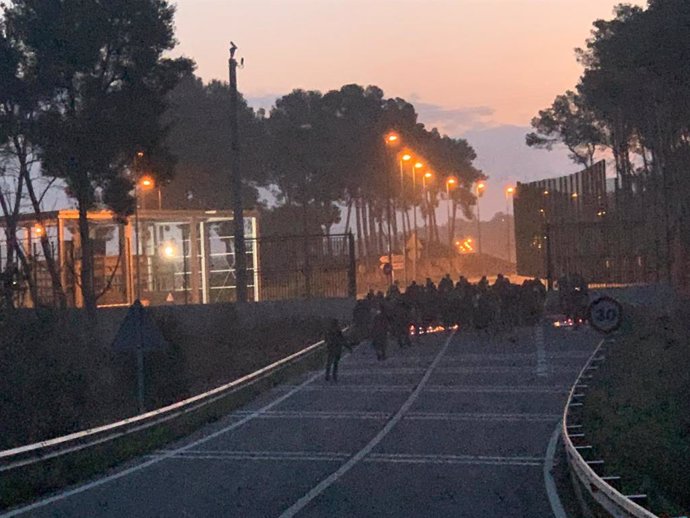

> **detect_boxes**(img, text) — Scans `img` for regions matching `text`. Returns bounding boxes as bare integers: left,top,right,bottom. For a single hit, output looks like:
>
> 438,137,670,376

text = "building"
0,209,260,308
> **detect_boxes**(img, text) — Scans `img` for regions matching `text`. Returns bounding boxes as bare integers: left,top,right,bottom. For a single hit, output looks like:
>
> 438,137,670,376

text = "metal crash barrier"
562,339,659,518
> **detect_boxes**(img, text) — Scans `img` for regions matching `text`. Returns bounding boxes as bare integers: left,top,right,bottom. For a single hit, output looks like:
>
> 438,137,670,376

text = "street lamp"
476,182,486,255
383,133,399,283
412,162,424,281
446,177,457,271
446,177,457,244
400,153,412,284
505,186,515,264
422,171,433,244
134,173,156,301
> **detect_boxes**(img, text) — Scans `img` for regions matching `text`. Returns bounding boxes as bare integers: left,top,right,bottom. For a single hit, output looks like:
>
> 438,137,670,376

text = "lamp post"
476,182,486,255
400,153,412,284
446,177,457,271
412,161,424,281
505,186,515,264
423,171,433,244
384,133,399,284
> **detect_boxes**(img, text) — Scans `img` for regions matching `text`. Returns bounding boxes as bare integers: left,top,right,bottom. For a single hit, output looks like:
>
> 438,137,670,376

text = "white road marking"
232,410,391,420
536,325,549,377
0,371,322,518
367,453,545,467
405,412,561,422
278,330,457,518
278,384,568,394
339,366,575,375
152,450,544,467
544,422,567,518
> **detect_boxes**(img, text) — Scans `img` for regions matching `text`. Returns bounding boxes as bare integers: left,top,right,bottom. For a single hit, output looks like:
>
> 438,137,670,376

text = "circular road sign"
382,263,393,276
588,296,623,334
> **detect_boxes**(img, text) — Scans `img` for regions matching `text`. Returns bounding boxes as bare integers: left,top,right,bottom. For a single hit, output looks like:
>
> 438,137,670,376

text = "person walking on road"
324,319,351,382
371,309,389,361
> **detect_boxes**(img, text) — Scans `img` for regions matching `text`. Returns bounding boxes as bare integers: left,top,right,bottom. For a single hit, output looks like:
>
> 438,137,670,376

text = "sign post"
588,296,623,335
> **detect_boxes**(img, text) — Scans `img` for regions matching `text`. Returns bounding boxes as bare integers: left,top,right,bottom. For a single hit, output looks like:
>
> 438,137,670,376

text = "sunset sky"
171,0,645,217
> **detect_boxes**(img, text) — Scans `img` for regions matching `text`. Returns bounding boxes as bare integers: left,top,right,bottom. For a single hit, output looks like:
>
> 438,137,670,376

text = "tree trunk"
450,200,458,249
20,162,67,308
344,198,353,234
391,202,399,252
368,203,379,256
377,215,385,255
355,197,365,257
77,202,97,316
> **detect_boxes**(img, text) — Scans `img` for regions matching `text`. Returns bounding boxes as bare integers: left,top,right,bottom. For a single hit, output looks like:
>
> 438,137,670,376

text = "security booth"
0,209,260,308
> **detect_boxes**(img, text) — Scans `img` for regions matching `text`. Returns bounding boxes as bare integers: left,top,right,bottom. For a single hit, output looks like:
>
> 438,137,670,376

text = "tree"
0,17,67,307
4,0,193,313
526,91,606,168
163,75,267,210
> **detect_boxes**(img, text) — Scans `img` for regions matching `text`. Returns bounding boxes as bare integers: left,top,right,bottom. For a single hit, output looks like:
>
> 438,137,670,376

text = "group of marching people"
349,274,548,363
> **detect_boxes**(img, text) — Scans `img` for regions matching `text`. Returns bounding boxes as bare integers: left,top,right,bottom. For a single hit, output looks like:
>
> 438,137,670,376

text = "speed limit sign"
588,296,623,334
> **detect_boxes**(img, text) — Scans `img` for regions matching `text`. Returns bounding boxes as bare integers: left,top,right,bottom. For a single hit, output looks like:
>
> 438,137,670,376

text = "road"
6,324,597,518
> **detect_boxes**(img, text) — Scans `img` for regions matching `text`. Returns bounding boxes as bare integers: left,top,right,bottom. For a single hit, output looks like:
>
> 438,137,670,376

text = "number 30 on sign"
588,296,623,334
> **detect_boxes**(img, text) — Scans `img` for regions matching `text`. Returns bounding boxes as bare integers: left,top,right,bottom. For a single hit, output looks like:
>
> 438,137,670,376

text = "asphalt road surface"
6,324,598,518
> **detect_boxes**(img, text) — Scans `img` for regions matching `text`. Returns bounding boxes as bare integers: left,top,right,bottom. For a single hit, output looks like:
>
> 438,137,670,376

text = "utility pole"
229,42,248,303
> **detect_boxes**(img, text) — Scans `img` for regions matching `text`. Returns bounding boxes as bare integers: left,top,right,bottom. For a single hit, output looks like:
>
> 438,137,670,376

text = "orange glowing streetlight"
475,181,486,255
446,177,458,251
402,153,412,162
33,224,45,237
139,175,155,190
506,186,515,196
386,133,399,145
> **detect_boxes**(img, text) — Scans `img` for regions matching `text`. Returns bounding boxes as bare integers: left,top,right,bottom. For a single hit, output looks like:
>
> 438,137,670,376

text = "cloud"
415,102,496,135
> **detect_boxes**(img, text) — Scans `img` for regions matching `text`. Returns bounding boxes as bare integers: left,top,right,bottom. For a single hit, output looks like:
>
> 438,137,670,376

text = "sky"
170,0,645,218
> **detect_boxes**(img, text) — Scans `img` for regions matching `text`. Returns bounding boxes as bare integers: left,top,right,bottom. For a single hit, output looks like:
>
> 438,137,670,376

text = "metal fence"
0,232,357,308
254,233,356,301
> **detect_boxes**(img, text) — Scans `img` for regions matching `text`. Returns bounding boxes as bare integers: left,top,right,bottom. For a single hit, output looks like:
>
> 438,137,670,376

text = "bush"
0,307,328,450
583,306,690,514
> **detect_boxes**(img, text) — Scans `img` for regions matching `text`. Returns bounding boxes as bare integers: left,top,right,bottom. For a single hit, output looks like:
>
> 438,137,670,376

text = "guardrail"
0,333,334,477
562,338,659,518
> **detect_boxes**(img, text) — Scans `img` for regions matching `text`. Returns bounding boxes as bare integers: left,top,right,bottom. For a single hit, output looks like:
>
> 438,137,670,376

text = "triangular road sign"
112,300,169,352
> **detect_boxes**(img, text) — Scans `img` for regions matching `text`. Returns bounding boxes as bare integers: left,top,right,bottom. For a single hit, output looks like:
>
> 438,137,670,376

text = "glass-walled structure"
0,209,259,308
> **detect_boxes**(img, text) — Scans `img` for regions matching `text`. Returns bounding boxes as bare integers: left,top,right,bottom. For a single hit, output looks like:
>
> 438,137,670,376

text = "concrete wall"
25,298,356,348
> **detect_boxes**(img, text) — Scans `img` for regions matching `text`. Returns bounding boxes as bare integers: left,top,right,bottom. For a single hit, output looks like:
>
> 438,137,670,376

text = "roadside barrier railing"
0,334,333,475
562,338,659,518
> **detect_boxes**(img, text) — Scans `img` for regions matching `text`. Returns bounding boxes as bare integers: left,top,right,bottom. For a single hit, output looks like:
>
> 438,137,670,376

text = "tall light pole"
505,186,515,264
400,153,412,284
229,42,248,303
423,171,433,243
446,177,457,270
412,161,424,281
476,182,486,255
446,178,457,244
384,133,398,284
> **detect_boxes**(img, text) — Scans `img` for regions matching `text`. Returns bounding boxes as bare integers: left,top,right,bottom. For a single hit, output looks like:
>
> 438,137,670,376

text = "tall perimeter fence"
514,161,688,288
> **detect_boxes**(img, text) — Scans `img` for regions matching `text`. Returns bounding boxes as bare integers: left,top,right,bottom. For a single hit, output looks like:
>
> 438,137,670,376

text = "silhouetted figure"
371,310,389,360
324,319,351,382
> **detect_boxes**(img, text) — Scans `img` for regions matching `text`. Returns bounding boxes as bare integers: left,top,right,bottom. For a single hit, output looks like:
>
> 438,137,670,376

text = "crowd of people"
349,274,548,362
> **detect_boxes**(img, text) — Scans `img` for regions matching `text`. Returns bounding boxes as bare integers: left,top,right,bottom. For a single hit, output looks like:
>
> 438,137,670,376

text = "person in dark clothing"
324,319,352,382
371,310,389,360
391,301,413,349
352,298,373,343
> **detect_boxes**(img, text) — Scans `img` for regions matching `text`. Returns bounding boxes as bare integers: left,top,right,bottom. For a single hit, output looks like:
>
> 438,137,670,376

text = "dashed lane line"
277,330,457,518
150,450,545,467
0,371,323,518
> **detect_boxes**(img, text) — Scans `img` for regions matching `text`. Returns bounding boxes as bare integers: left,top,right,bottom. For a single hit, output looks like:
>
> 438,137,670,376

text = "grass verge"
581,306,690,516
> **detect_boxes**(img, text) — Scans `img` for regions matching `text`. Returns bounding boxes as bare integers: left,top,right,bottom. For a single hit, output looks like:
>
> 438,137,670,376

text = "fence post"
347,232,357,298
